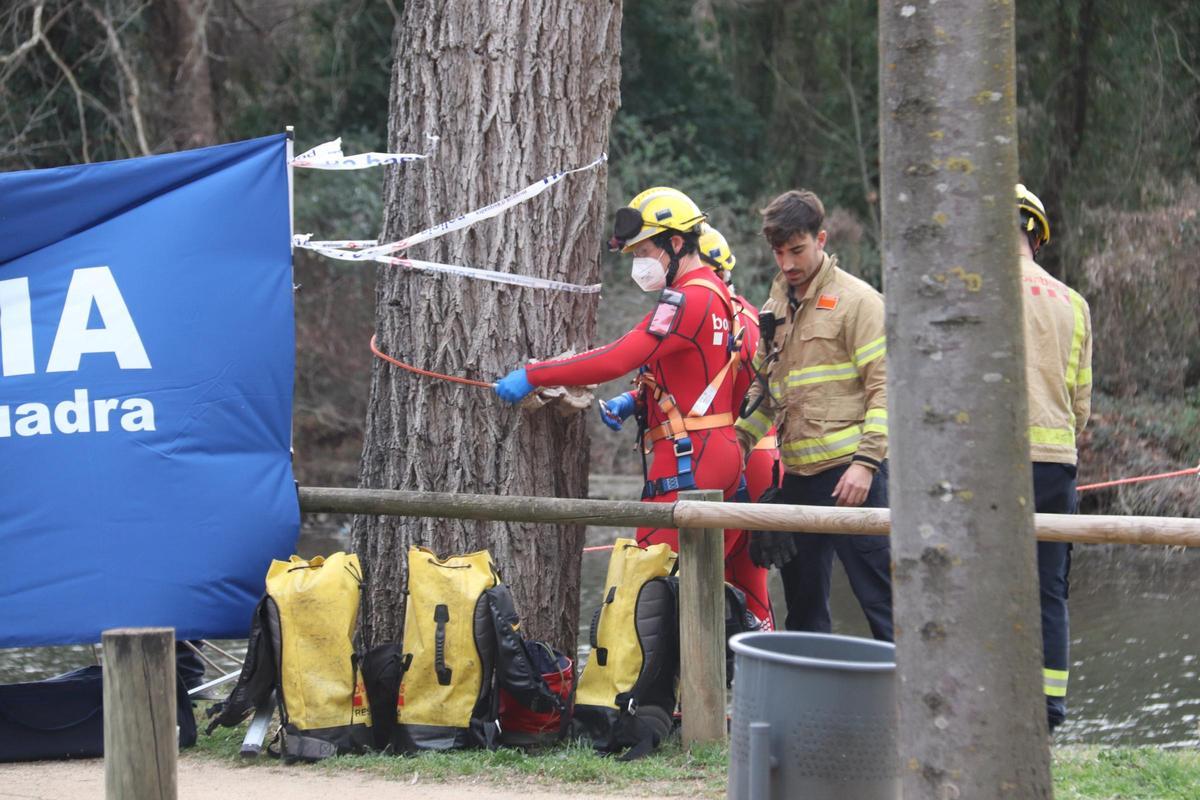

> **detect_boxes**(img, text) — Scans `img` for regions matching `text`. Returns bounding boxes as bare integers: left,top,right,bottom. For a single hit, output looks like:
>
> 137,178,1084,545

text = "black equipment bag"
0,664,196,762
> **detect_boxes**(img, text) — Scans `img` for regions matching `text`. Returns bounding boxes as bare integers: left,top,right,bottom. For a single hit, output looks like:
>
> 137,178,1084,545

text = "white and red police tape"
295,152,607,294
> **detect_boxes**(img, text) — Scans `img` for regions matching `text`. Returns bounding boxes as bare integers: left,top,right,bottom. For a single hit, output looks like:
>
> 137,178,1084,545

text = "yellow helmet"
698,223,736,272
610,186,707,252
1016,183,1051,246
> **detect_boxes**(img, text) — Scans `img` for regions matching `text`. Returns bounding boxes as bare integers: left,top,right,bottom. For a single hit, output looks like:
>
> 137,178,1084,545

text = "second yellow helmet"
698,223,736,272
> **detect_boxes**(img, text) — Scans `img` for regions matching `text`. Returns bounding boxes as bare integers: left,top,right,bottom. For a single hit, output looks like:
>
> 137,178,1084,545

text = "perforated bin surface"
728,632,900,800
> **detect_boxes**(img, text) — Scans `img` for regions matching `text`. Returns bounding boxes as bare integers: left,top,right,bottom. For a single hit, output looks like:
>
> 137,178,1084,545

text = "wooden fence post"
103,627,177,800
677,488,727,747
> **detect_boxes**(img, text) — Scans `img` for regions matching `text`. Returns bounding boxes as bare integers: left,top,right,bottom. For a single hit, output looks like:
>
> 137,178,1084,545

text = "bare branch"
0,1,72,86
84,0,151,155
225,0,267,36
0,1,44,67
37,19,89,162
1166,21,1200,86
840,63,880,245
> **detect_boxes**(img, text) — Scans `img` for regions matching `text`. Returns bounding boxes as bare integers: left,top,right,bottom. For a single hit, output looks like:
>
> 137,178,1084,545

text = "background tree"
350,1,623,649
880,0,1052,797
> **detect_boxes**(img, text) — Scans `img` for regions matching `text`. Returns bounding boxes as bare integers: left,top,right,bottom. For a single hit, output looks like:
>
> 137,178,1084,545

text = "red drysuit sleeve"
525,310,691,387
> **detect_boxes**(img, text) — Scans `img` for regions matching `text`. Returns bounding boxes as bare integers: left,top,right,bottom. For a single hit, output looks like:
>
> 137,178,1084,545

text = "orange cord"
369,335,1200,500
1077,464,1200,493
370,334,496,389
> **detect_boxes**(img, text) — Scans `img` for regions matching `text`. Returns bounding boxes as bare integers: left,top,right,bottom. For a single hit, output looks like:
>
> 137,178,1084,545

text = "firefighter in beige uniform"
736,189,892,641
1016,183,1092,731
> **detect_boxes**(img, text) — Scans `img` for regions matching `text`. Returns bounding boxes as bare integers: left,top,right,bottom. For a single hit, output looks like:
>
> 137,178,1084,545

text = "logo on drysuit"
711,313,730,346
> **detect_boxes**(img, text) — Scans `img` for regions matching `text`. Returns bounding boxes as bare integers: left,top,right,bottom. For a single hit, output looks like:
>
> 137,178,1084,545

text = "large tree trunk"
352,2,622,653
879,1,1052,797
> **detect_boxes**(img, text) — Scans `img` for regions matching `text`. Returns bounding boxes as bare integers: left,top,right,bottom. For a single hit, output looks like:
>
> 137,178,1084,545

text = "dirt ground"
0,756,658,800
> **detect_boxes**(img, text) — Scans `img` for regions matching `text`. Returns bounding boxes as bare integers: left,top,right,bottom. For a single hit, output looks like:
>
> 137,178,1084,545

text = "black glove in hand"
747,529,800,569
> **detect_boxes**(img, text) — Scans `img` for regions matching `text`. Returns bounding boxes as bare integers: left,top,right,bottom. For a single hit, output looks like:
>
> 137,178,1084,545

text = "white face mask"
631,256,667,292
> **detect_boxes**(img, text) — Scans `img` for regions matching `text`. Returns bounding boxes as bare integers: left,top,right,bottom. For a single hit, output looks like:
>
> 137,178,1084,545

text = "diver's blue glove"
495,367,535,404
598,392,636,431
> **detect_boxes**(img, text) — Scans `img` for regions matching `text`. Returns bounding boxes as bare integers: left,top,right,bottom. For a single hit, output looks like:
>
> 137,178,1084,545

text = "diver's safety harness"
636,276,744,499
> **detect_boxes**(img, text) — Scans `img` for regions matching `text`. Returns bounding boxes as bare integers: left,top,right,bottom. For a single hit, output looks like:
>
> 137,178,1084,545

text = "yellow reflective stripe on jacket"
1065,291,1087,390
854,335,886,368
1077,366,1092,387
781,424,862,466
736,407,773,442
863,408,888,436
1029,426,1075,447
1044,667,1069,698
785,362,858,387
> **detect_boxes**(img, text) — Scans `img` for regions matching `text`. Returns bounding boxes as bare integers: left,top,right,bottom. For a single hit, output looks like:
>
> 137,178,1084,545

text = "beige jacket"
736,253,888,476
1021,256,1092,465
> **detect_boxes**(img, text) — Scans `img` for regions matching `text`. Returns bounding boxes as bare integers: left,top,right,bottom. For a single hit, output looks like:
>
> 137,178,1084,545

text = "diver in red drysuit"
494,188,745,551
526,266,743,531
689,224,779,628
723,294,780,628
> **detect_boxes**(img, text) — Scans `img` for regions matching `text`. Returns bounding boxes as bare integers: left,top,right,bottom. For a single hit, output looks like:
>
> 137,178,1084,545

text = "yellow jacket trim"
780,424,863,466
1029,426,1075,447
1043,667,1069,698
1065,291,1087,391
863,408,888,436
784,362,858,387
853,336,886,367
736,407,773,441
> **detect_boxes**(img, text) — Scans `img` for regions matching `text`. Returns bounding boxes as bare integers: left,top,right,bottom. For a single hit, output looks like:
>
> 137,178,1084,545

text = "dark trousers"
1033,462,1076,730
773,462,894,642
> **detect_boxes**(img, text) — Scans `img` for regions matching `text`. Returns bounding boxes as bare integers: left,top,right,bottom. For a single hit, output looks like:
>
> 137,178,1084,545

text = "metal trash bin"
728,632,899,800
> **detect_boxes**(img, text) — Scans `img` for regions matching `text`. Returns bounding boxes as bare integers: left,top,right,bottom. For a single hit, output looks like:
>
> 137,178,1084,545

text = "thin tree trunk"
879,1,1052,797
148,0,217,149
352,1,622,653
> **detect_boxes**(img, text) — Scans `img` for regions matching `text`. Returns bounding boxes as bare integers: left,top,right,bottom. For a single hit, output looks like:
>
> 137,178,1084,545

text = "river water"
4,515,1197,748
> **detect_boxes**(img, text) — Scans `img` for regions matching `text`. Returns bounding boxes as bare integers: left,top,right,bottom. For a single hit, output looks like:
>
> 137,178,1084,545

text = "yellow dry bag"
574,539,679,755
396,546,500,750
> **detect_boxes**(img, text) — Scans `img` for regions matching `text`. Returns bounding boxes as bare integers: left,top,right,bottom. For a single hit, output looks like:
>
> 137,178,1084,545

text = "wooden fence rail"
299,487,1200,548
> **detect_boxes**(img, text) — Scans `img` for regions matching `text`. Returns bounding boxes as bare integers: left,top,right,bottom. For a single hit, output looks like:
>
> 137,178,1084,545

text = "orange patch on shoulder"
816,294,839,310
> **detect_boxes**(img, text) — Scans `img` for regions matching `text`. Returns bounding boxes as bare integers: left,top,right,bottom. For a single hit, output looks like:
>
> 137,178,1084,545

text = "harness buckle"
627,697,639,715
673,437,694,458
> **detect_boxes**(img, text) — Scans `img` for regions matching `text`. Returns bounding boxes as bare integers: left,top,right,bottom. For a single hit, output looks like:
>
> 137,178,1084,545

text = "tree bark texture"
879,1,1053,797
352,1,622,655
148,0,218,150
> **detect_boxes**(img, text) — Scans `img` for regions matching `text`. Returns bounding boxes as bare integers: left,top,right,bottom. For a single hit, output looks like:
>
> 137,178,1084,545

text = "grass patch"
193,708,1200,798
190,706,726,798
1054,746,1200,799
